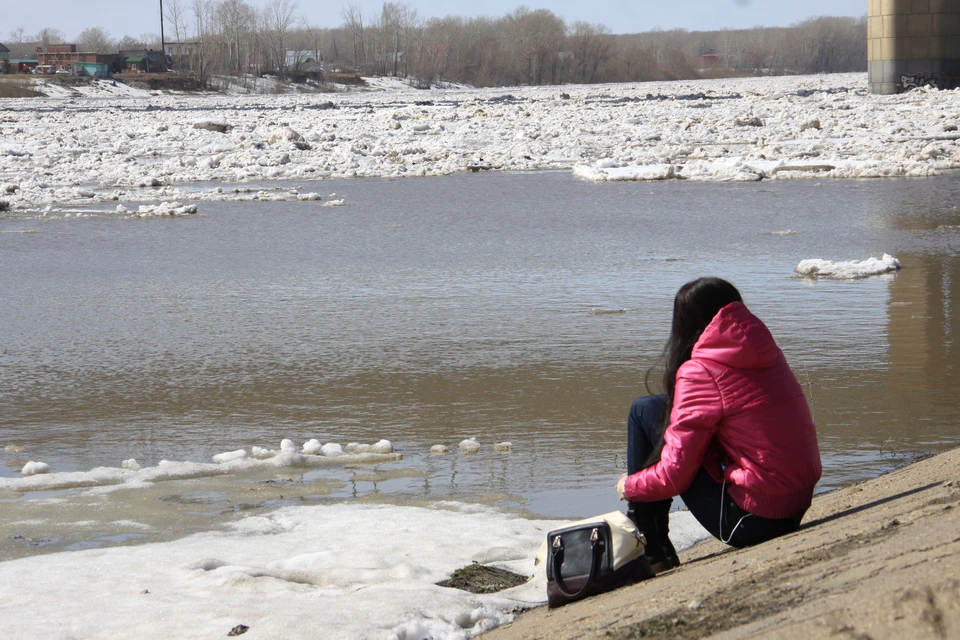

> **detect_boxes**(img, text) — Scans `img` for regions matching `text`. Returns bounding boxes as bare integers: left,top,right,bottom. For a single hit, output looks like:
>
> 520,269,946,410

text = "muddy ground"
485,448,960,639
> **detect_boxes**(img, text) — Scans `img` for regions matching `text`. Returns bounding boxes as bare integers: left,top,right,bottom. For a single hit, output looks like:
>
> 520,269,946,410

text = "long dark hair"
644,277,743,465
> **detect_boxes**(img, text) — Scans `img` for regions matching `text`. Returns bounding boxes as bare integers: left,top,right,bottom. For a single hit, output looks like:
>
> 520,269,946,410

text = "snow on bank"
795,253,902,279
0,501,709,639
26,78,154,99
2,73,959,212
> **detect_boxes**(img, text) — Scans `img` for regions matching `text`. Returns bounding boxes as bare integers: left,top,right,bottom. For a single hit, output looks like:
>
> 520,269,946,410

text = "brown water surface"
1,171,957,524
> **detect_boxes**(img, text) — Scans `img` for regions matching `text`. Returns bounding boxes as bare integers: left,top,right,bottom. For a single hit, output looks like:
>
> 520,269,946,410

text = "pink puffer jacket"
624,302,822,519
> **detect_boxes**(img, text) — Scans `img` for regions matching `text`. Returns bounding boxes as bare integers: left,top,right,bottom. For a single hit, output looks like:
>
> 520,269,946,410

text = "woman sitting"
616,277,822,573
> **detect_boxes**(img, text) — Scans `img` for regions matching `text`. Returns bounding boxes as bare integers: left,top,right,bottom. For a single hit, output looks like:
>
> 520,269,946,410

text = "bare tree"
35,28,66,48
570,21,612,83
504,7,566,85
341,1,365,68
164,0,192,69
216,0,256,74
264,0,299,76
77,26,114,53
8,27,29,58
139,33,162,49
118,35,150,51
192,0,212,80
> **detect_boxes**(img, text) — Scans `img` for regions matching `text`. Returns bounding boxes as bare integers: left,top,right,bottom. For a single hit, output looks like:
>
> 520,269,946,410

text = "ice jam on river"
0,72,959,214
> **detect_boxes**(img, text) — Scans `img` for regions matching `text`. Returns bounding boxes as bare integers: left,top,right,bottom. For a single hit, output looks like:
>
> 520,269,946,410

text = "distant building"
119,49,170,73
285,50,323,78
0,42,10,61
693,48,728,70
70,61,110,78
36,44,119,74
164,40,201,71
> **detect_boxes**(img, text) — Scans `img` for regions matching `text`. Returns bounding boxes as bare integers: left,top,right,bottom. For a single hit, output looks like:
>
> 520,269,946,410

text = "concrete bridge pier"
868,0,960,94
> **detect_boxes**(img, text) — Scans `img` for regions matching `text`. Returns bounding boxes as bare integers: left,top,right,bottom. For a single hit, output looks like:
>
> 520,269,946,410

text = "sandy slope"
485,447,960,639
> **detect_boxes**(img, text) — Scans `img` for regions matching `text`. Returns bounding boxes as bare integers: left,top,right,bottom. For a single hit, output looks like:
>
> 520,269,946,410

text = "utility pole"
159,0,166,70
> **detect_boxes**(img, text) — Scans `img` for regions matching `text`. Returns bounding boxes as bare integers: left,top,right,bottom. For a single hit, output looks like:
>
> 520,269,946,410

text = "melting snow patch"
0,501,710,640
795,254,902,279
21,461,51,476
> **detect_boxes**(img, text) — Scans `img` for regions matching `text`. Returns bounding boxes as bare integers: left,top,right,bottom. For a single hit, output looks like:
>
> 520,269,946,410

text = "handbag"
536,511,655,608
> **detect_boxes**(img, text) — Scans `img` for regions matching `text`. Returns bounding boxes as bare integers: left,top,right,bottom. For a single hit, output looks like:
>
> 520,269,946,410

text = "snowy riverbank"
0,485,709,639
1,73,959,214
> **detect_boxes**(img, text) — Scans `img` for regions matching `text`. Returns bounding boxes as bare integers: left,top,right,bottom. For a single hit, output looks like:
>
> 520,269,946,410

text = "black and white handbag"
537,511,654,608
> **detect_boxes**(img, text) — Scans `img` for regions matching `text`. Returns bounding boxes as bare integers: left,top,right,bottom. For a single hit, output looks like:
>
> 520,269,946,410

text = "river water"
1,171,958,550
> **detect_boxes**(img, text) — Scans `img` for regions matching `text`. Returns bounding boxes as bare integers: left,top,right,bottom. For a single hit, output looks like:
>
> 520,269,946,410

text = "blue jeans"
627,394,802,548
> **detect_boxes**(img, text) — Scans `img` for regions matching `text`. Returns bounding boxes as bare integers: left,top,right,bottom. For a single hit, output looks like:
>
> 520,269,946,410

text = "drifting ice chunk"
21,461,51,476
193,120,232,133
371,440,393,454
795,253,901,279
280,439,297,453
212,449,248,464
493,442,513,453
5,444,25,453
321,443,344,457
251,446,277,459
302,439,323,455
590,308,627,316
459,438,481,454
573,163,676,182
121,459,141,471
268,126,311,150
135,202,198,217
430,445,449,454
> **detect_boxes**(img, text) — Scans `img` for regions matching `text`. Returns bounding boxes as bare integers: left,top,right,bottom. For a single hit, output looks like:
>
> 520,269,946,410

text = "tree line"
5,3,867,85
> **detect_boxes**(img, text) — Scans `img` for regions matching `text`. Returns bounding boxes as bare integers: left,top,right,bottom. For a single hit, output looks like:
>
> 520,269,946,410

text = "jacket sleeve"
624,360,724,502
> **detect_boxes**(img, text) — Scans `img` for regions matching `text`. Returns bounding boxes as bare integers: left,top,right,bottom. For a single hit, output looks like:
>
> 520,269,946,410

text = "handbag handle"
550,527,604,598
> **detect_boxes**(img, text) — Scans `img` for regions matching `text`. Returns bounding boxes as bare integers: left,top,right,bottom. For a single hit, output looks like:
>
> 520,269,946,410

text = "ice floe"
20,461,50,476
459,438,481,454
795,253,902,279
135,202,199,217
302,438,323,454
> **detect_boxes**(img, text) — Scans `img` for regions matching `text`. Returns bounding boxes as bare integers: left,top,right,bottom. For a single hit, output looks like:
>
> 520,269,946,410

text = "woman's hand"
616,473,628,501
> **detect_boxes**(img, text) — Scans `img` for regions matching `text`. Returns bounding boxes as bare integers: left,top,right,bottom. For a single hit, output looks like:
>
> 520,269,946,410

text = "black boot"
626,499,681,575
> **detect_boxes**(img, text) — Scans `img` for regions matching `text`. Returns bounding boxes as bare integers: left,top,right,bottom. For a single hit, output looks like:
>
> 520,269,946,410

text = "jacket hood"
692,302,780,369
